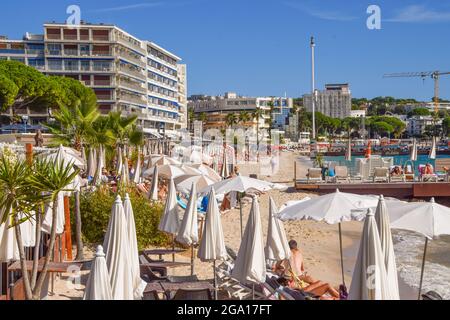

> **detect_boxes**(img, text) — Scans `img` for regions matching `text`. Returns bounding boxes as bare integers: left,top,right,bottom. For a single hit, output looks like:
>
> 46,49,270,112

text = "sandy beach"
49,150,421,300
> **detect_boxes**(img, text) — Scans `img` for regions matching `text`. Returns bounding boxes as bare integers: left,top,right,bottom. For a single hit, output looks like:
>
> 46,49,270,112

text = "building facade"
407,116,442,137
350,109,367,118
303,83,351,119
0,22,187,136
188,93,293,133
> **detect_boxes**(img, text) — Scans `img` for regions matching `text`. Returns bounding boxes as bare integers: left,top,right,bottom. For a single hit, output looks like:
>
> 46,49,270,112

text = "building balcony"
117,37,145,55
118,80,146,93
92,64,115,72
0,49,26,54
118,92,147,106
92,35,110,42
96,94,114,101
118,64,146,80
93,79,115,87
92,50,113,57
46,34,61,40
63,34,78,41
64,49,79,56
118,49,145,67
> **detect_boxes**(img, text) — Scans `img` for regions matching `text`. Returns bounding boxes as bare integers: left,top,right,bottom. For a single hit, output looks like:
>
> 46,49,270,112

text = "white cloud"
92,2,164,13
387,5,450,23
283,1,357,22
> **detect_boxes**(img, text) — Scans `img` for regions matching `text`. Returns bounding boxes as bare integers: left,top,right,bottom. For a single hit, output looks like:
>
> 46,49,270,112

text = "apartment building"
188,93,293,132
407,116,442,137
0,22,187,137
303,83,351,119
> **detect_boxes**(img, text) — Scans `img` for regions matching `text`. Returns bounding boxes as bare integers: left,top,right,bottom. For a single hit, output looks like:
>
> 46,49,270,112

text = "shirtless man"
275,240,340,299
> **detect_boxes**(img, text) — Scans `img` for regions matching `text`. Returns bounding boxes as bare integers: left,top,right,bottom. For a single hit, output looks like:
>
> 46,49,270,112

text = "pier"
295,181,450,199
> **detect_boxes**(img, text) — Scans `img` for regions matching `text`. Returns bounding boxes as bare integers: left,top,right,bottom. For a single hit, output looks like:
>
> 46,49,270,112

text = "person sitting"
274,240,340,300
390,166,403,176
425,163,434,175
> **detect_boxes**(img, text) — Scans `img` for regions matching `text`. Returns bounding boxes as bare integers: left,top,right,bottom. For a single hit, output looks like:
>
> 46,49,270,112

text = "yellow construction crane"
383,71,450,114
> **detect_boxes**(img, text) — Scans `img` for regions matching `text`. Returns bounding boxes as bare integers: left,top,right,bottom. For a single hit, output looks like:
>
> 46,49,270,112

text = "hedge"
71,187,168,250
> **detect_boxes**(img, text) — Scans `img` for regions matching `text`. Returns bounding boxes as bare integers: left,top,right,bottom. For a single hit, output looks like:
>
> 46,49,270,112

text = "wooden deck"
295,181,450,198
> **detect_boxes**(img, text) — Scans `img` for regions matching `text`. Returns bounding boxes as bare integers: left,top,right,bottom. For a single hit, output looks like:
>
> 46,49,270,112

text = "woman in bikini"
275,240,340,299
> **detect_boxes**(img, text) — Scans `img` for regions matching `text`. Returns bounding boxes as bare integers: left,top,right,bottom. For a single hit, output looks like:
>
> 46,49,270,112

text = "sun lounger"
418,164,438,182
435,158,450,182
334,166,350,183
215,260,267,300
171,288,213,300
306,168,323,183
389,166,405,182
372,167,389,183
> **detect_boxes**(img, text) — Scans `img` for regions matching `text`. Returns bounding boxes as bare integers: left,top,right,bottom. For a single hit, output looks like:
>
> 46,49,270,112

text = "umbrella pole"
338,223,345,287
213,260,218,300
418,237,429,300
172,234,175,262
252,283,255,300
239,197,243,239
191,245,194,276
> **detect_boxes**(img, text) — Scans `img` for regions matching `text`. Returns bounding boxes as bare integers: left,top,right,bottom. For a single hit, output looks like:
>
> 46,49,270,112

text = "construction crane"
383,71,450,114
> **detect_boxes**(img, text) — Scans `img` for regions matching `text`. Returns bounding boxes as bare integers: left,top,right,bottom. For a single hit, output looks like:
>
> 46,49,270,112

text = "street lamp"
310,36,316,141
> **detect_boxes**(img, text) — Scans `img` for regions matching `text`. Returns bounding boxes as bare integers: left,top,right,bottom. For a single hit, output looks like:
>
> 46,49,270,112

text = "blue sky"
1,0,449,100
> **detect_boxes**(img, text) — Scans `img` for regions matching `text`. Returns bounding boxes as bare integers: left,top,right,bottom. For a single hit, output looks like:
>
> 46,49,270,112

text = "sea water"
393,230,450,299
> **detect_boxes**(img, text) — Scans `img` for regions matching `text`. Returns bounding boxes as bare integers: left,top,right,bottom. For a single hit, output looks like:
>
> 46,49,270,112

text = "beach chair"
389,166,405,183
143,290,163,300
171,288,213,300
306,168,323,183
215,260,267,300
372,167,389,183
334,166,350,183
435,158,450,182
403,161,415,182
418,165,438,182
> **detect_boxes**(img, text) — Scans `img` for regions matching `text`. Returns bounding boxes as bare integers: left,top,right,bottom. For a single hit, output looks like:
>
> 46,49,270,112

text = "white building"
350,109,366,118
0,22,187,137
188,93,293,132
407,116,442,136
303,83,351,119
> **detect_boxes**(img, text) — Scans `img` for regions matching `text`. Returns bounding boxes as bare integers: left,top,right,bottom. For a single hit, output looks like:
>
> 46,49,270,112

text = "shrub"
72,187,168,250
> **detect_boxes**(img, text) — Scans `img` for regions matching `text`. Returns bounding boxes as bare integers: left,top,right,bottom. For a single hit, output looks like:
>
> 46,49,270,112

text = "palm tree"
0,155,79,300
27,158,80,299
45,99,100,151
252,107,264,150
225,113,238,129
239,111,251,124
187,107,195,131
107,111,139,147
197,112,207,126
267,100,275,138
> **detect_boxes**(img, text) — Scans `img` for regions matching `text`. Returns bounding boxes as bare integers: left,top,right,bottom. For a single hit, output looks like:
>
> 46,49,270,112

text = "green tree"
252,107,265,149
45,99,100,151
370,121,394,137
408,108,431,118
225,113,238,128
0,155,79,300
443,117,450,137
197,112,207,124
239,111,251,123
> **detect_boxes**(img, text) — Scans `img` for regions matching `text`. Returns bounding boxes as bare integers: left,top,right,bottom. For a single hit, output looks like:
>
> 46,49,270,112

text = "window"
64,60,78,71
47,44,61,55
80,60,90,71
48,59,62,70
80,45,90,56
